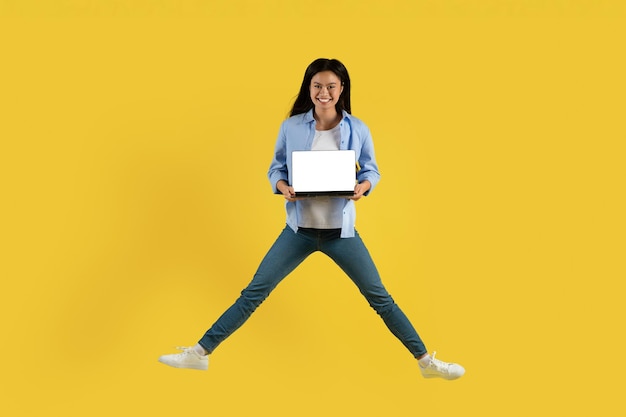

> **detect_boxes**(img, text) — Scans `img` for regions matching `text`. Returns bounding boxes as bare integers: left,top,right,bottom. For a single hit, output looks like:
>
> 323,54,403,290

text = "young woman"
159,58,465,380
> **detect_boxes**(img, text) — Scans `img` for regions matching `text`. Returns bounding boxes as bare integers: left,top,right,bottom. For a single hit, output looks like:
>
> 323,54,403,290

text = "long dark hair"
289,58,352,117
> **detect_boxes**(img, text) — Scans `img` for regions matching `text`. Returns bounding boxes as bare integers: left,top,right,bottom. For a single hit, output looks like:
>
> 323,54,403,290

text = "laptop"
291,150,357,197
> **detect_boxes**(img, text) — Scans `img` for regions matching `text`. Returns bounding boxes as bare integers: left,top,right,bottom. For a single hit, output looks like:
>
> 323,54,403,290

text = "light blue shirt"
267,110,381,238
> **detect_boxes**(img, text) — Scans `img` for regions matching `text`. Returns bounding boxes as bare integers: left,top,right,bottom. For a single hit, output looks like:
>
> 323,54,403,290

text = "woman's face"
309,71,343,112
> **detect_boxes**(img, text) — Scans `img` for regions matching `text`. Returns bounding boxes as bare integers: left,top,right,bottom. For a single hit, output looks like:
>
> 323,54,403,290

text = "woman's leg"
321,230,428,358
198,226,316,353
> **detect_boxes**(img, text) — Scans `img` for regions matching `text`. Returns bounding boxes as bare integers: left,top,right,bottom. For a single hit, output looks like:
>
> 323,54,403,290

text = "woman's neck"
314,110,341,131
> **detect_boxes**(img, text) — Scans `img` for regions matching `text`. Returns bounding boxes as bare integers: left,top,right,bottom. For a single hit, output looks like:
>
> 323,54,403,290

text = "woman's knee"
364,291,396,313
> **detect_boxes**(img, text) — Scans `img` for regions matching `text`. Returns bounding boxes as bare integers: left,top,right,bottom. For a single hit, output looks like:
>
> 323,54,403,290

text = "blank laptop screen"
291,150,356,197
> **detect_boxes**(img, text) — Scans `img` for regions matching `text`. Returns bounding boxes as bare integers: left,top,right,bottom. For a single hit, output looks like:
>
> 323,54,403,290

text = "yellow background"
1,1,624,416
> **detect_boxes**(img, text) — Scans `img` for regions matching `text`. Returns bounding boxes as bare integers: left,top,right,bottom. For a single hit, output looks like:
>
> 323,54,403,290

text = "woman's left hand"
350,181,371,201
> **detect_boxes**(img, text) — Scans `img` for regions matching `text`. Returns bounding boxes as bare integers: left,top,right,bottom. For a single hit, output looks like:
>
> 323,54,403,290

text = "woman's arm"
355,123,380,196
267,122,290,194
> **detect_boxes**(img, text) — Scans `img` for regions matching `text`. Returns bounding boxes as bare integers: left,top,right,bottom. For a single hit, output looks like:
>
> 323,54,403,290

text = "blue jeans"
198,226,427,358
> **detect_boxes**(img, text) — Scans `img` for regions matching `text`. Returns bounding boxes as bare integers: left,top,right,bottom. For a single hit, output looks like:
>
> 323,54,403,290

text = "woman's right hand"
276,180,298,202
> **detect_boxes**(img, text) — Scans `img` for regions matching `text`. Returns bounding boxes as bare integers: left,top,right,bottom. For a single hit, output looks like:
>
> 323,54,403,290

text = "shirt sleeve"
355,123,381,196
267,120,290,194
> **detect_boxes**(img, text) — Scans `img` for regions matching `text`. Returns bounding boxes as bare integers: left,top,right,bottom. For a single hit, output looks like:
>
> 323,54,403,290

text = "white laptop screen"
291,150,356,197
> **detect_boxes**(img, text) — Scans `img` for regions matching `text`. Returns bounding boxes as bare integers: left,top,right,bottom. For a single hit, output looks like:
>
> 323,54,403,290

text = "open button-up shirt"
268,110,381,238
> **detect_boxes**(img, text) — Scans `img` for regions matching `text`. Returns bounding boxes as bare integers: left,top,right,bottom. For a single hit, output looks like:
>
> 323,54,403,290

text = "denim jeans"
198,225,427,358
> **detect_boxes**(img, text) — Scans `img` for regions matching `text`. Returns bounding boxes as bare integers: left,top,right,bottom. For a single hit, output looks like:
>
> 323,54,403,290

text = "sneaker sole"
158,358,208,370
421,373,462,380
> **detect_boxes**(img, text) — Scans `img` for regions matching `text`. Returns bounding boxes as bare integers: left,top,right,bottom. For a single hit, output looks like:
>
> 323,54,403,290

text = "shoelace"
428,351,451,373
175,346,194,355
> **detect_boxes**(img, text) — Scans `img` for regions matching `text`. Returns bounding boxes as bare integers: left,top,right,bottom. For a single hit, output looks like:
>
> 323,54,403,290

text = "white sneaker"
158,347,209,370
419,352,465,380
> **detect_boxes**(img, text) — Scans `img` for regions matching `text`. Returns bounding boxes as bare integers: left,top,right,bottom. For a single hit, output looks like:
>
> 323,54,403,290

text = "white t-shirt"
297,125,345,229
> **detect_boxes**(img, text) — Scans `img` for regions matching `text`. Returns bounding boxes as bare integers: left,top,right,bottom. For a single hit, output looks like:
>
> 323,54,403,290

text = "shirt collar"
302,109,351,124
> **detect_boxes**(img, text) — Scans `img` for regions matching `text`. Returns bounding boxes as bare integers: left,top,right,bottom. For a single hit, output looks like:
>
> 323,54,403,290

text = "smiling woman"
158,58,465,381
2,1,624,415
